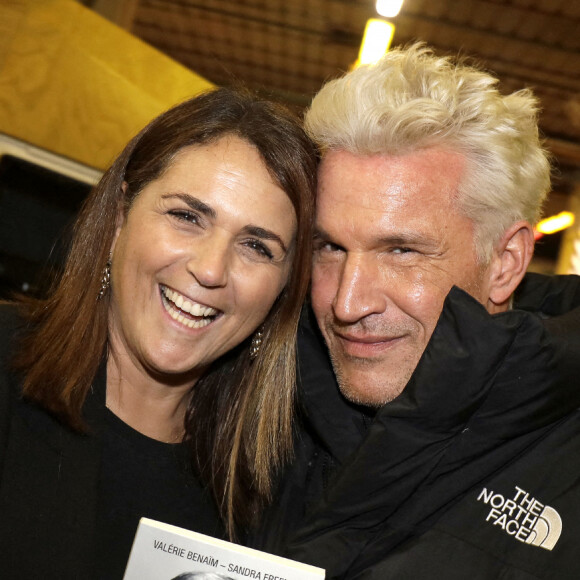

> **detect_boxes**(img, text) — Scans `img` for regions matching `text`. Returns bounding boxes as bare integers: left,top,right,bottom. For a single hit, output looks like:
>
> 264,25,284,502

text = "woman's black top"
94,406,224,579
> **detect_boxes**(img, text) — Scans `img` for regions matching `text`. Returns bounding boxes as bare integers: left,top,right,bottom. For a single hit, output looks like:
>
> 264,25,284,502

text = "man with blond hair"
253,44,580,579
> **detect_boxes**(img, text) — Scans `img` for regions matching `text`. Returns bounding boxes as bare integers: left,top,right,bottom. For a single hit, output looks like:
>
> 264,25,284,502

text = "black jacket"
0,304,104,578
252,273,580,579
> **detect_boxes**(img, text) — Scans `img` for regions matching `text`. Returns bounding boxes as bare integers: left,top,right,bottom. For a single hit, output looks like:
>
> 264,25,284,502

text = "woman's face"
108,135,296,385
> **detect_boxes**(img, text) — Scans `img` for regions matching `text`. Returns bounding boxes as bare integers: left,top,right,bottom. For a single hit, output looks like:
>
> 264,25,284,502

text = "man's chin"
333,366,407,408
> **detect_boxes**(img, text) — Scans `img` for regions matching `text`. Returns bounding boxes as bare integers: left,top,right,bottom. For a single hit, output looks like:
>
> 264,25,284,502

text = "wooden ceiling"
89,0,580,191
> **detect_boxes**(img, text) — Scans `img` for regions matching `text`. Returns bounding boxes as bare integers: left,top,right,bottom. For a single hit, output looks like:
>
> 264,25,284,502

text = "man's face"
312,147,493,406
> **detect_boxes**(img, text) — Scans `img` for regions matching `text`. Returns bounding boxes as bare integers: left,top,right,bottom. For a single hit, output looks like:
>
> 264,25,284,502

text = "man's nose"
332,253,387,322
186,232,230,288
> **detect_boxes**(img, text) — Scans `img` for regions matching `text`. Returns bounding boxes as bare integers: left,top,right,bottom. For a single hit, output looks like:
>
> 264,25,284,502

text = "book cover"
123,517,325,580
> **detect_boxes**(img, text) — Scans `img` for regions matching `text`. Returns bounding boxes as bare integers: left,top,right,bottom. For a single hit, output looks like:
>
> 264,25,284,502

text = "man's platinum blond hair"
304,43,551,262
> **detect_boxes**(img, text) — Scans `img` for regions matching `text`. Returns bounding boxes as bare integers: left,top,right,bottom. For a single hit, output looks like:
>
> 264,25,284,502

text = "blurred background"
1,0,579,297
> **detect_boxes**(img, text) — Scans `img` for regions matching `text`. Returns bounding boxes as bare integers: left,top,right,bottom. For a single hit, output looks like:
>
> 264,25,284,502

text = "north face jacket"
251,273,580,580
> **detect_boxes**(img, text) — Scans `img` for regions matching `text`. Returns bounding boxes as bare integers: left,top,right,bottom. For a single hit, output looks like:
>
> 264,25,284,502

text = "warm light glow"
356,19,395,67
536,211,575,235
571,237,580,275
376,0,404,18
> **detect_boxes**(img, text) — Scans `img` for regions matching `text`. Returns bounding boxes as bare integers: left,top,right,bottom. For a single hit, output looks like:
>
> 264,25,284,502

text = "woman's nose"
186,232,230,288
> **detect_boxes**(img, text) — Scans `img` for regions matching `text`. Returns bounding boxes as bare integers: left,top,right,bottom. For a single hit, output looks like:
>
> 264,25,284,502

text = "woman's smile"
160,284,221,329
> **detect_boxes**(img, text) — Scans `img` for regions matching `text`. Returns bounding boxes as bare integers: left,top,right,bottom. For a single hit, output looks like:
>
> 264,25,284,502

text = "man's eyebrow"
312,227,437,249
313,226,330,241
162,193,217,220
377,233,434,246
242,225,289,253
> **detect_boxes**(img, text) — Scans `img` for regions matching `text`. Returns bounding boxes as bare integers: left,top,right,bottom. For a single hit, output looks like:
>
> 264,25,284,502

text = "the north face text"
477,485,561,550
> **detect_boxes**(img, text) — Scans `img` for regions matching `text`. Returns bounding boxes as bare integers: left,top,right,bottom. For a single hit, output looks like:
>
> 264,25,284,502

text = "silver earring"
97,258,111,300
249,327,264,360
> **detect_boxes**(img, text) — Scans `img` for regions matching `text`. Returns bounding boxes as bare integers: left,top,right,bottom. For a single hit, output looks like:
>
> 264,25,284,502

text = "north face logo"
477,486,562,550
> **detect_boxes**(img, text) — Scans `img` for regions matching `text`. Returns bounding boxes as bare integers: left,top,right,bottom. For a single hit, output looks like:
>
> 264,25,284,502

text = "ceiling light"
356,19,395,67
536,211,575,235
376,0,404,18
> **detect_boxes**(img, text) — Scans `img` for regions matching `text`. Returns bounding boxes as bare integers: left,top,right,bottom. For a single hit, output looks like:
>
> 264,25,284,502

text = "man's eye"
392,246,414,254
315,240,342,253
169,209,201,224
244,239,274,260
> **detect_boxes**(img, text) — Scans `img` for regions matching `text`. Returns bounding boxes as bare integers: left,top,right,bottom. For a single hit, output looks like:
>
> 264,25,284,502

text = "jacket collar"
299,273,580,465
289,274,580,576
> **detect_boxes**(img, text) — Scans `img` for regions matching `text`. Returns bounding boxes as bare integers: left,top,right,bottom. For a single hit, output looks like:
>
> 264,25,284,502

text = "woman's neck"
105,354,196,443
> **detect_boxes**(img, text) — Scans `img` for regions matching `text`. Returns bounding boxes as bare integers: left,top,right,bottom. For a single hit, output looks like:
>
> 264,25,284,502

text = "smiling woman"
0,88,317,578
108,137,297,395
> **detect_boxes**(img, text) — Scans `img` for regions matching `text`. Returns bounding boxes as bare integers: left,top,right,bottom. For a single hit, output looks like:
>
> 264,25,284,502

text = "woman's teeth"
161,285,218,329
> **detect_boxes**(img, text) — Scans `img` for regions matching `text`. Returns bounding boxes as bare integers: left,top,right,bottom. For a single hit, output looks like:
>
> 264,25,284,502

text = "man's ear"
109,182,128,256
487,220,535,313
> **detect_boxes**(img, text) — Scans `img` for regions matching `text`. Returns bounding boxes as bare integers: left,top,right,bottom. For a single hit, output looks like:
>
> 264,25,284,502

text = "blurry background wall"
0,0,213,170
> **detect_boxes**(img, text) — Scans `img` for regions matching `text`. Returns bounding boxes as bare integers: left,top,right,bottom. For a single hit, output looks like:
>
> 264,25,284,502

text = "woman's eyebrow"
241,225,288,253
162,193,217,219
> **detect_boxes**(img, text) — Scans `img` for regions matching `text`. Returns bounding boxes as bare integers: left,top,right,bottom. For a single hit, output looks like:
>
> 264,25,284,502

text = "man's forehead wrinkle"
321,179,431,215
320,193,400,220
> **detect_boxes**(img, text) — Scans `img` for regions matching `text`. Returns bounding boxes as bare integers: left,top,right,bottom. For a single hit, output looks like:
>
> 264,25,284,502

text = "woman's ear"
486,221,535,313
109,182,128,256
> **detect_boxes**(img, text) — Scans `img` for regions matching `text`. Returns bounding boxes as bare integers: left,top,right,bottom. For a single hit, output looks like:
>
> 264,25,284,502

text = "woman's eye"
245,239,274,260
169,209,201,225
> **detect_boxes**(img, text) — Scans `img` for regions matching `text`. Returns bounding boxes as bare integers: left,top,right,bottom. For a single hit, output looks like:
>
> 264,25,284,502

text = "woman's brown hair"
12,87,317,537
